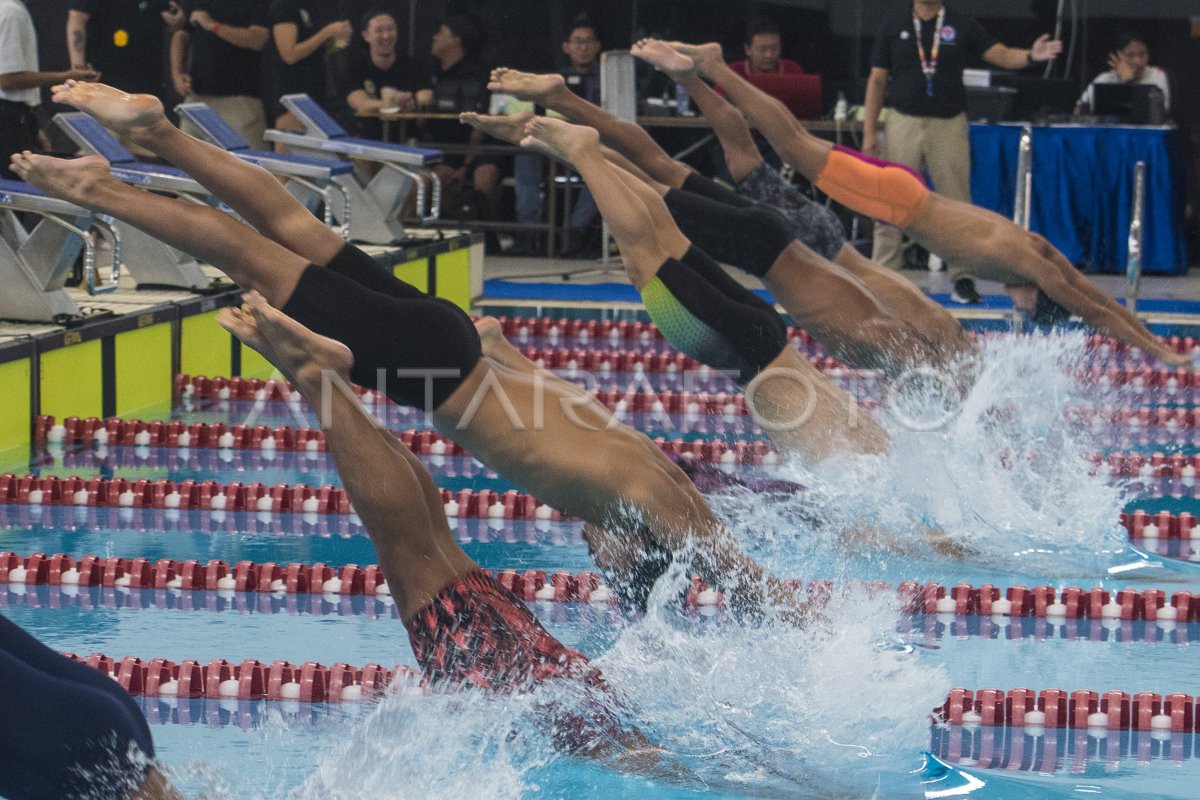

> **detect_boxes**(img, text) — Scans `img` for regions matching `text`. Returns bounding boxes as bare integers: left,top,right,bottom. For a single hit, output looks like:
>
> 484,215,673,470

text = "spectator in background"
67,0,179,98
862,0,1061,304
728,17,803,77
1,0,98,179
510,16,601,256
417,15,500,230
339,5,419,140
1077,31,1170,114
266,0,350,140
170,1,270,149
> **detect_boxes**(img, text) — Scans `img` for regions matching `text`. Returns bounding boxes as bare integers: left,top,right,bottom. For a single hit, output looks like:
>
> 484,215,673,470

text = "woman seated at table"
1076,31,1170,115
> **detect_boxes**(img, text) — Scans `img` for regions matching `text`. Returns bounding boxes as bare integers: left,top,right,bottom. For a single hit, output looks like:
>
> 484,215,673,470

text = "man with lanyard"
862,0,1060,304
170,0,271,150
0,0,97,179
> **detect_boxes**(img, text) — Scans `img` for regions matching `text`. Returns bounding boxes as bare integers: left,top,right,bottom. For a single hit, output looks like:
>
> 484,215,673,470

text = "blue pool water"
5,327,1200,798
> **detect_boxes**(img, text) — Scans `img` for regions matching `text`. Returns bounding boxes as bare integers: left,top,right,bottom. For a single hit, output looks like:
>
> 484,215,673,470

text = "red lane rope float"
937,688,1198,733
28,409,1200,480
6,550,1200,620
1091,452,1200,478
60,652,419,702
172,375,765,414
31,416,779,465
0,552,620,604
491,315,1200,363
1121,509,1199,539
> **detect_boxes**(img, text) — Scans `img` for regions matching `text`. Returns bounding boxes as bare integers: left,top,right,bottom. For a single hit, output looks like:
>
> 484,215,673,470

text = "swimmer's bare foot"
50,81,167,144
238,291,354,395
520,117,600,166
664,41,724,76
8,152,116,206
217,301,286,378
459,112,533,145
631,39,696,81
473,315,504,343
487,68,566,103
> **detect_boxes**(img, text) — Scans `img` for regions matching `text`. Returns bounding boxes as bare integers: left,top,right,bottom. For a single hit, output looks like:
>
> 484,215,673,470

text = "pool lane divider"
60,652,418,702
938,688,1197,733
489,314,1200,362
32,415,779,465
46,643,1200,729
32,412,1200,480
5,550,1200,621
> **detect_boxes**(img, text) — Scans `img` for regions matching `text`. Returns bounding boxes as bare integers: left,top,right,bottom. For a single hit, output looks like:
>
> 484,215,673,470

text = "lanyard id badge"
913,7,946,97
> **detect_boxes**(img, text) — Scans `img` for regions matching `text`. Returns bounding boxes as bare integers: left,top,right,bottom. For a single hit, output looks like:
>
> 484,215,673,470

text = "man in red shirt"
727,17,803,77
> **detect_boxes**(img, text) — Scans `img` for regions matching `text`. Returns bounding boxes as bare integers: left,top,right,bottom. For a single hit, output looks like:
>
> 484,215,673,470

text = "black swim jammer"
640,245,788,384
280,243,482,410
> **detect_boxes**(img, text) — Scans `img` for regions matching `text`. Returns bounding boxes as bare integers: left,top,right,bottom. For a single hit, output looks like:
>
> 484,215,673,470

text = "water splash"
763,332,1135,580
595,565,949,798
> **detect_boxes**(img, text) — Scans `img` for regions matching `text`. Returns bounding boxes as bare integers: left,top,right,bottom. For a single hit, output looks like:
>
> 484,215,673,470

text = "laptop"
1011,77,1077,120
742,73,823,119
1093,83,1166,124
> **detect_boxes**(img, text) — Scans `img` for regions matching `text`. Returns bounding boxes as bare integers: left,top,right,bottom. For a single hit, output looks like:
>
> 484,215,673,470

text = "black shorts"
640,246,788,384
664,180,797,278
280,243,482,410
0,615,155,800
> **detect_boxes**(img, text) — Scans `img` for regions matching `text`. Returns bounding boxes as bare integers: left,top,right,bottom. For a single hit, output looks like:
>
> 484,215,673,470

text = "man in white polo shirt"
0,0,97,179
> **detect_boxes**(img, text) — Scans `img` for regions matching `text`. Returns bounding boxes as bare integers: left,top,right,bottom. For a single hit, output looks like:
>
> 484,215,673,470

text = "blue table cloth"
969,123,1187,275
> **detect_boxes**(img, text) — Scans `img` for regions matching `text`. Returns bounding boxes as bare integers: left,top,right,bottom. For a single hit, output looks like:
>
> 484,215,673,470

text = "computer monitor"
1011,77,1077,120
742,73,823,120
1093,83,1166,124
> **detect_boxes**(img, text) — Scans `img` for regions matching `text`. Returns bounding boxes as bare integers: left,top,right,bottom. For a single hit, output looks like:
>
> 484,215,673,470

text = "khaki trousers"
871,110,971,279
180,93,268,151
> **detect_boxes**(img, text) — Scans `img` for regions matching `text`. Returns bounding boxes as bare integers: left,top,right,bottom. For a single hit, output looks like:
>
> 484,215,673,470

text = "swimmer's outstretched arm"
1018,234,1187,365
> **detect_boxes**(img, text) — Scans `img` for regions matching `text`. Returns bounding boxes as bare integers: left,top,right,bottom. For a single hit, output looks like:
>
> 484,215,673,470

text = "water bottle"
834,91,848,123
675,82,691,116
1148,87,1165,125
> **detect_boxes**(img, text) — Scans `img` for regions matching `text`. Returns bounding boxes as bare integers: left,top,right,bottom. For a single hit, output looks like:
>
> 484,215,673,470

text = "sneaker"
951,277,982,305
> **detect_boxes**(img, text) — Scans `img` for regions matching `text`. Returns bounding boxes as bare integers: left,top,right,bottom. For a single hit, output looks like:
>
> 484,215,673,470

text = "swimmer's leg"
50,81,344,268
10,151,307,307
632,40,763,182
671,42,832,179
219,294,476,621
493,68,691,189
522,117,678,284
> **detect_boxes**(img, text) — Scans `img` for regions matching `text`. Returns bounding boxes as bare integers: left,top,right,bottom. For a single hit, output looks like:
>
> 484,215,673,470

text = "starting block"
175,102,356,238
264,94,442,244
54,112,213,290
0,179,120,322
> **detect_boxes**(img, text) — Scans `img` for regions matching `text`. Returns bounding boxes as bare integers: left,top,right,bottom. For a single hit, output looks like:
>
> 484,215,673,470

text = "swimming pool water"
5,326,1200,799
